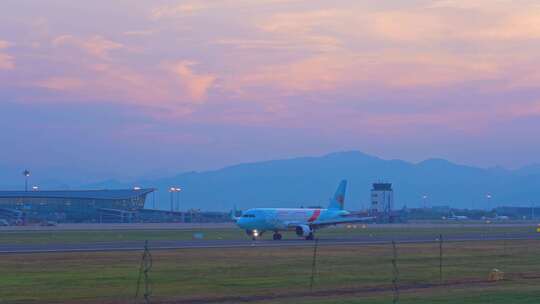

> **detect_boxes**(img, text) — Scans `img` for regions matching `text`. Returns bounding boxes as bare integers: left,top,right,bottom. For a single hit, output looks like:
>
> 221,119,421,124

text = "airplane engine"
295,225,312,237
246,229,260,238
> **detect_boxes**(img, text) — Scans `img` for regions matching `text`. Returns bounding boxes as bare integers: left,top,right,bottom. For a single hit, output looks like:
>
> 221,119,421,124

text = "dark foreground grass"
1,240,540,303
0,225,535,244
269,283,540,304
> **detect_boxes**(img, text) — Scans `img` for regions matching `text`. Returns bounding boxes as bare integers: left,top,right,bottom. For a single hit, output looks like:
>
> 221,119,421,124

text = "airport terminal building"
0,189,154,223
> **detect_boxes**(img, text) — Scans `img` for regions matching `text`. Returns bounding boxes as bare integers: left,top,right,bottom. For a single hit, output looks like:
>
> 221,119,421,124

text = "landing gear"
273,232,282,240
247,229,262,240
305,233,314,240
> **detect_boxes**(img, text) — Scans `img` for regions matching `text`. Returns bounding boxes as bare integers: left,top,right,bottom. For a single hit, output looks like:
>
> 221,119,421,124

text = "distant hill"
84,151,540,211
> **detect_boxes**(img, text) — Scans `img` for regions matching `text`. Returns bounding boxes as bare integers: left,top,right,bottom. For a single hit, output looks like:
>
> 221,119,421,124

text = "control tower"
370,183,394,216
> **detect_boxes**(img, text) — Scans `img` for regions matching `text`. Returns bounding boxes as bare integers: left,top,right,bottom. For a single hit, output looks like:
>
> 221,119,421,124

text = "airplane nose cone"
236,218,246,228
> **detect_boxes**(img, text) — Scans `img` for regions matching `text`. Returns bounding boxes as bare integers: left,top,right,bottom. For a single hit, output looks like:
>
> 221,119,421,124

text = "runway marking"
0,235,536,254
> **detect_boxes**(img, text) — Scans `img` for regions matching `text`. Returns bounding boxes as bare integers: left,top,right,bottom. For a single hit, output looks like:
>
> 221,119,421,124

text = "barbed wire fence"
310,237,320,292
439,234,443,284
391,240,400,304
135,240,153,304
119,232,536,304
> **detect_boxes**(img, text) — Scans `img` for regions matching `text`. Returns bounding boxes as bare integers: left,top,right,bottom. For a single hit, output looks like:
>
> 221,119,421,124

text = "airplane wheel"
306,233,314,240
273,233,282,240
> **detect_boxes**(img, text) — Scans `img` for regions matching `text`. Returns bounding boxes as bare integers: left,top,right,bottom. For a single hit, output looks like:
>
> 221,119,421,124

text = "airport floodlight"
486,194,492,199
32,186,39,191
168,186,182,214
23,169,31,192
133,186,141,190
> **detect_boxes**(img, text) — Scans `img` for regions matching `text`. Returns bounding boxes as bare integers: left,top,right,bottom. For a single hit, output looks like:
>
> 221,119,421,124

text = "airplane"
482,214,510,221
444,212,469,221
232,180,373,240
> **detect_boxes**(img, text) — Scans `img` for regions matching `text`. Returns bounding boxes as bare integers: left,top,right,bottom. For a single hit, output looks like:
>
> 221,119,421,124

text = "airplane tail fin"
328,180,347,210
230,205,241,222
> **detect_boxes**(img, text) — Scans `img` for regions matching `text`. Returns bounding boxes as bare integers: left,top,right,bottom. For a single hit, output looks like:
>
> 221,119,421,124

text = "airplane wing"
284,216,375,229
311,216,375,228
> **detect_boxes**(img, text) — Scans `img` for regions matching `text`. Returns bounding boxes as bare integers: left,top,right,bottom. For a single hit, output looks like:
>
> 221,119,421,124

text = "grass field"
0,224,536,244
2,239,540,303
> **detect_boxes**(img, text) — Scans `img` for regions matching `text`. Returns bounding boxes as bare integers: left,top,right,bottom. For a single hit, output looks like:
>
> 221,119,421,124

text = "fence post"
310,238,319,292
391,240,400,304
135,240,153,304
439,234,443,284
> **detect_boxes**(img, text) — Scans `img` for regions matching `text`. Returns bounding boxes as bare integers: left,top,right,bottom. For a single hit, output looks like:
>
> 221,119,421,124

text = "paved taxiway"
0,222,536,232
1,231,537,254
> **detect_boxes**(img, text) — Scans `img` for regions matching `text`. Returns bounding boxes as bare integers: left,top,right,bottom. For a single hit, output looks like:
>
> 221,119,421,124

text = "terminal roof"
0,189,154,200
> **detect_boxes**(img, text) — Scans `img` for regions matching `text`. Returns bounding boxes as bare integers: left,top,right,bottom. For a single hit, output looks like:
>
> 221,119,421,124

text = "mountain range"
2,151,539,211
82,151,540,211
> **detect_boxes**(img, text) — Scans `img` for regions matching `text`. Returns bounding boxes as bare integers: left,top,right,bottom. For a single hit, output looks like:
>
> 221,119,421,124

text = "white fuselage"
236,208,349,232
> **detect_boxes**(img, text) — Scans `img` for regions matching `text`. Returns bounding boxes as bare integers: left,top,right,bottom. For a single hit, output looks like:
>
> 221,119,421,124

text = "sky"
1,0,540,183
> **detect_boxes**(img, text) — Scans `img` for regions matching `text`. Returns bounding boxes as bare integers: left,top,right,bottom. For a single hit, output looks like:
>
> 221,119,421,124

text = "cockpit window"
242,214,255,218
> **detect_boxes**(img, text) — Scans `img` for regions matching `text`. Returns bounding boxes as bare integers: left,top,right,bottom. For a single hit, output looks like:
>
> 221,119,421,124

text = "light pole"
152,190,156,210
169,187,175,212
176,187,182,212
177,187,183,221
422,194,428,209
486,193,492,212
169,187,181,213
23,170,30,192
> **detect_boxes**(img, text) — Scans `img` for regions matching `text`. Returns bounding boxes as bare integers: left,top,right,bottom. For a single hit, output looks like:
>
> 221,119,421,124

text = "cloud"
123,30,155,36
506,100,540,119
150,0,303,20
34,77,84,91
25,59,216,113
0,40,15,69
260,9,341,34
150,3,208,19
235,56,344,93
428,0,521,10
0,53,15,70
226,50,503,100
169,61,216,102
214,39,304,51
0,40,12,49
52,35,123,59
377,3,540,42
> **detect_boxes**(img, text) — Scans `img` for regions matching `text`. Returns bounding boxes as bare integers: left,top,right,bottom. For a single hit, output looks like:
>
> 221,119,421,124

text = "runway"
0,222,536,231
1,231,537,254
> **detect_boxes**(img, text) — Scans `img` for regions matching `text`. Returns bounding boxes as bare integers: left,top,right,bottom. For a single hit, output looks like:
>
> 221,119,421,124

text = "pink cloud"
0,40,12,49
52,35,123,59
0,40,15,70
506,101,540,119
123,30,155,36
0,53,14,70
169,61,216,102
34,77,84,91
25,58,216,115
150,3,208,19
226,50,503,100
